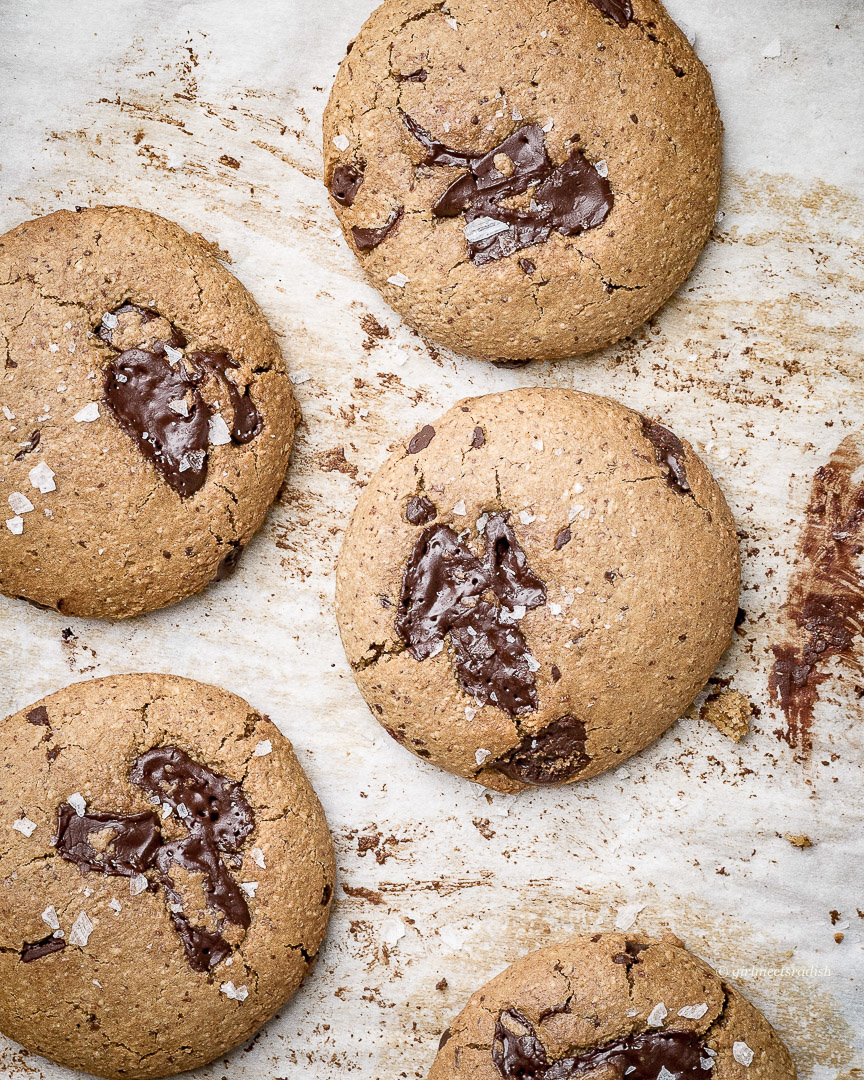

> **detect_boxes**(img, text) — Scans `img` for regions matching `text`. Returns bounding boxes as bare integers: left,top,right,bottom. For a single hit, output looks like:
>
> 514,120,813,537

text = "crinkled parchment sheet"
0,2,861,1078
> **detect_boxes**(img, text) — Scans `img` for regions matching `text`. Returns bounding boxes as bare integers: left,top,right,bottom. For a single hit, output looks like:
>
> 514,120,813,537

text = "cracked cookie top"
0,673,335,1080
323,0,722,362
0,205,298,618
427,935,796,1080
336,388,739,792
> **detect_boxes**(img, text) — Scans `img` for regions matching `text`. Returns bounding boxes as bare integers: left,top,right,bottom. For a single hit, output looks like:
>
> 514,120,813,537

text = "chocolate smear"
770,432,864,756
352,206,404,251
493,714,588,786
21,934,67,963
330,164,364,206
215,541,244,581
640,417,690,495
396,512,546,716
587,0,634,28
188,350,263,444
406,495,438,525
26,705,50,728
14,431,40,460
53,804,162,876
492,1008,708,1079
407,424,436,453
403,113,613,265
156,834,250,929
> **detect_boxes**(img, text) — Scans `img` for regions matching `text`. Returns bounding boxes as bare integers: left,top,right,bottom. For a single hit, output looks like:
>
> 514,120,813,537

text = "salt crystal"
332,134,350,151
164,345,183,365
13,817,37,837
762,40,781,59
109,899,122,913
464,216,509,243
67,792,86,816
647,1003,667,1027
387,272,409,288
49,343,59,353
240,881,258,897
476,513,489,533
542,119,554,132
68,911,94,947
519,510,536,524
512,107,523,121
209,414,231,445
677,1003,709,1020
176,803,190,819
452,500,466,516
595,159,609,178
168,398,189,417
446,16,457,29
2,406,14,420
657,1069,675,1080
28,461,56,493
532,438,544,451
161,803,173,819
292,370,311,385
42,905,60,930
614,902,644,930
250,847,266,869
74,402,100,423
525,654,540,672
381,917,406,945
8,492,34,515
5,516,23,535
733,1042,754,1067
220,981,249,1001
475,748,491,765
129,874,148,896
465,706,477,721
253,739,272,757
101,312,119,330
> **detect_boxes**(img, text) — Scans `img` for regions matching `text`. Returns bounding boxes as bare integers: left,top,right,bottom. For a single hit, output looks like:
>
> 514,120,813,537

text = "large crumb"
700,689,752,742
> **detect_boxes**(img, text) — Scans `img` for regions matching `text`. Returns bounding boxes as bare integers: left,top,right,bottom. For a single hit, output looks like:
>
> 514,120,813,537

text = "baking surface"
0,1,862,1077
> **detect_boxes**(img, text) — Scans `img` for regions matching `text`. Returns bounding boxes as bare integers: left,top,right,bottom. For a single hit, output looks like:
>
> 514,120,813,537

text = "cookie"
0,673,335,1079
323,0,721,362
336,388,739,792
0,206,298,618
428,934,796,1079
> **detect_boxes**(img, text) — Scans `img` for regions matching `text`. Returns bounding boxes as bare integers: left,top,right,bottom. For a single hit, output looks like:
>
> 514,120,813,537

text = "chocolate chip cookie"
428,934,795,1079
0,206,298,618
0,673,335,1079
323,0,721,361
336,389,739,791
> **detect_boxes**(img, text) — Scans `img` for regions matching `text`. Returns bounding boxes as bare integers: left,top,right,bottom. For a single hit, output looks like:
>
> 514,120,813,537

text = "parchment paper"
0,1,862,1077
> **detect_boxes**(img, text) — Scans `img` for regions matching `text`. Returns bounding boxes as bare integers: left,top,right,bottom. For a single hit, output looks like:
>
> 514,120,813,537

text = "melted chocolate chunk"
14,430,40,460
26,705,49,727
587,0,633,27
130,745,254,852
519,259,536,274
330,164,364,206
550,664,562,682
640,417,690,494
167,918,231,972
396,68,428,82
471,425,486,449
352,206,404,251
104,347,210,498
406,495,438,525
188,350,263,444
53,804,162,876
156,834,250,928
408,424,436,453
215,541,244,581
492,1009,709,1079
21,934,67,963
403,114,613,265
554,526,572,550
494,714,589,786
396,513,546,716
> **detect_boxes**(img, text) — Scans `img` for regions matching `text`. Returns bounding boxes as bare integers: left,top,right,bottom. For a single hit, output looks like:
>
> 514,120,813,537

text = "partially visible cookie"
0,206,298,618
0,674,335,1079
336,388,739,791
323,0,722,361
428,934,796,1079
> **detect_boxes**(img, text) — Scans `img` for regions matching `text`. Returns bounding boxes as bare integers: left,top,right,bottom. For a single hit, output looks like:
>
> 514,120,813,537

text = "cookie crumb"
785,833,813,848
700,689,752,742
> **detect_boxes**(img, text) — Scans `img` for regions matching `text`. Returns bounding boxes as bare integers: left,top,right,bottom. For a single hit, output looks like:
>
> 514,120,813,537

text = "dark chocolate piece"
13,430,40,460
494,714,589,786
396,513,547,716
330,164,364,206
352,206,404,251
21,934,67,963
407,424,436,454
519,259,536,274
130,744,254,852
214,541,244,581
406,495,438,525
554,526,572,550
492,1008,709,1079
104,347,210,498
471,426,485,449
156,834,250,928
395,68,428,83
640,417,690,494
166,917,231,972
53,804,162,876
26,705,50,727
587,0,634,28
187,350,263,444
402,114,613,265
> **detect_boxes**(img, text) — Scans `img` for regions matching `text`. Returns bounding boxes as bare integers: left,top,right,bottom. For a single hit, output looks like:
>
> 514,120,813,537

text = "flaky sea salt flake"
464,216,510,243
29,461,56,493
2,406,14,420
253,739,272,757
240,881,259,897
678,1003,709,1020
332,134,350,151
67,792,86,816
209,413,231,446
387,272,409,288
8,492,34,515
101,312,119,330
381,917,406,946
614,902,644,931
5,516,24,535
220,980,249,1001
519,510,536,524
130,874,148,896
733,1042,754,1067
74,402,100,423
250,847,266,869
13,817,37,837
168,398,189,417
647,1003,667,1027
109,899,122,913
68,911,94,947
42,905,60,929
475,748,491,765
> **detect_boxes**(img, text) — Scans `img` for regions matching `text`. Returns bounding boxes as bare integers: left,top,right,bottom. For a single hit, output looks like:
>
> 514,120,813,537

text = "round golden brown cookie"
0,206,298,618
322,0,721,362
428,934,796,1079
0,673,335,1079
336,388,739,792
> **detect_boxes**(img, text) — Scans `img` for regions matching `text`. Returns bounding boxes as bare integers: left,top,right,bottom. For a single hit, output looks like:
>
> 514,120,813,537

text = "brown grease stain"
770,431,864,755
